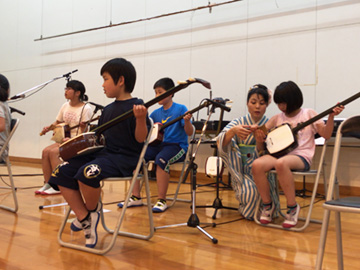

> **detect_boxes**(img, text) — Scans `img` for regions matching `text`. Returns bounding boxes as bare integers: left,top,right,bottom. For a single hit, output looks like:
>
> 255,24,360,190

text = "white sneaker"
117,195,143,208
35,183,51,194
81,211,100,248
41,187,61,195
282,204,300,228
71,202,103,232
152,199,168,213
259,203,275,224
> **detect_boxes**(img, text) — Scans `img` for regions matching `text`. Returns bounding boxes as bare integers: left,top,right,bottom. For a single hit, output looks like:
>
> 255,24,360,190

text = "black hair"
100,58,136,93
247,84,269,105
0,74,10,102
153,77,175,91
66,80,88,101
273,81,303,114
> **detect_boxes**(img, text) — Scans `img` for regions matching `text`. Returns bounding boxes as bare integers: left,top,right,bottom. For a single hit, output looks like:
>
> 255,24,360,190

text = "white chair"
57,119,155,255
316,115,360,270
0,118,20,213
254,137,328,231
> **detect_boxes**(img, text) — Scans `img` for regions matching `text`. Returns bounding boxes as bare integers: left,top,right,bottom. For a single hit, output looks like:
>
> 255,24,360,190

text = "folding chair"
254,137,329,231
147,124,195,207
58,119,155,255
316,115,360,270
0,118,20,213
166,124,195,207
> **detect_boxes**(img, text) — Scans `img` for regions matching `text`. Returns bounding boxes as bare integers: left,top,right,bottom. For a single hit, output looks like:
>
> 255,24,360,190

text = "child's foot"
259,202,274,224
152,199,167,213
41,187,61,195
35,183,51,194
81,211,100,248
282,204,300,228
71,202,102,232
117,195,143,208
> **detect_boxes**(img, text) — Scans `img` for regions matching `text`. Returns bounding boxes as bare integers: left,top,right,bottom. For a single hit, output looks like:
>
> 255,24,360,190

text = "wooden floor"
1,162,359,270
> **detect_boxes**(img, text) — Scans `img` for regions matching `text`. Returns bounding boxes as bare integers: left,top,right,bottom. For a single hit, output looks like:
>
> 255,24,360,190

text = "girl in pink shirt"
252,81,343,228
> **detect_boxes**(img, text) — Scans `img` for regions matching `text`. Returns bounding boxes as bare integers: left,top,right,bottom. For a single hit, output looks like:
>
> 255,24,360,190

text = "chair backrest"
325,115,360,201
0,118,20,158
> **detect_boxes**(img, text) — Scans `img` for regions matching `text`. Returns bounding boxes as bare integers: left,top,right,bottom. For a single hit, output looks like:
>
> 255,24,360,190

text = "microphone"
206,98,231,112
9,106,26,115
9,94,25,100
62,69,78,78
88,102,104,113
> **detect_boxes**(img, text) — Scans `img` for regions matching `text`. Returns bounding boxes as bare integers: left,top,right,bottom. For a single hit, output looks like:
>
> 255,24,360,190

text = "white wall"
1,0,359,185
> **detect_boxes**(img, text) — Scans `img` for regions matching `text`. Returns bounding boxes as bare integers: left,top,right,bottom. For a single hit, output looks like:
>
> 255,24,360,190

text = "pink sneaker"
282,204,300,228
35,183,51,194
259,203,275,224
41,187,61,195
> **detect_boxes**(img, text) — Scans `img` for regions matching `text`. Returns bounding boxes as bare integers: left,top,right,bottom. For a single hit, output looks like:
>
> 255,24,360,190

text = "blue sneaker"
152,199,168,213
117,195,143,208
71,202,102,232
82,211,100,248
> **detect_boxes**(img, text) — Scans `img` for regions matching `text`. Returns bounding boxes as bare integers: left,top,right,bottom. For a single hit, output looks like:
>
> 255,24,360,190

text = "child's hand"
133,104,147,120
41,126,50,135
183,112,192,122
62,137,70,143
331,104,344,116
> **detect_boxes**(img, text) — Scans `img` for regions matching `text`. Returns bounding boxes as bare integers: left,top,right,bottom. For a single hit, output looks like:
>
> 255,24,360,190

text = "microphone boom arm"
9,69,78,101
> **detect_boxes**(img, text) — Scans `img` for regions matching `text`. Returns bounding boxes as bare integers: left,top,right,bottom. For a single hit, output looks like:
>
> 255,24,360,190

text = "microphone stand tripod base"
154,163,218,244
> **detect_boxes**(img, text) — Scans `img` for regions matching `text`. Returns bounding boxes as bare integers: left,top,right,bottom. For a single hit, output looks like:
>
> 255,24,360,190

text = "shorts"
145,142,186,173
296,155,310,172
49,150,137,190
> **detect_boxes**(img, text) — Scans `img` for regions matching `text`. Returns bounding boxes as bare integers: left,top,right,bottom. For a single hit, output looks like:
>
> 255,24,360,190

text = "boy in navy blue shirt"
49,58,150,248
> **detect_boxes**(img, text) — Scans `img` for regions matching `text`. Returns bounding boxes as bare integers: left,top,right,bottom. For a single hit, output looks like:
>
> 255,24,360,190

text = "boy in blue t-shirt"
48,58,150,248
118,77,193,212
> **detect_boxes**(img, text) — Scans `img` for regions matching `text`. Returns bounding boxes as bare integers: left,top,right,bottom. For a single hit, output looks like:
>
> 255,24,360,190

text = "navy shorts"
49,151,137,190
145,142,186,173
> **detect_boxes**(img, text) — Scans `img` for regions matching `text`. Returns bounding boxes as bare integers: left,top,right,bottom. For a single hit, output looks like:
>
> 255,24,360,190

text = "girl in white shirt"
36,80,92,195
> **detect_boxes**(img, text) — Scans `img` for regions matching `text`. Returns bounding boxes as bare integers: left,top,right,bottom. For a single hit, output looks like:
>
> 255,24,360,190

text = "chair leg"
167,162,191,207
334,211,344,270
57,166,154,255
0,159,19,213
315,209,331,270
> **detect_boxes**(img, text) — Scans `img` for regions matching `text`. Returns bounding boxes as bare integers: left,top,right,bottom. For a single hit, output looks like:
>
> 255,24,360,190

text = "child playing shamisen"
118,77,193,213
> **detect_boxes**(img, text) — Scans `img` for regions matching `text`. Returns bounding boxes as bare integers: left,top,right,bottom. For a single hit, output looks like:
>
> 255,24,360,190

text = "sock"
263,202,272,210
287,204,298,214
131,195,141,200
158,198,166,204
80,212,90,223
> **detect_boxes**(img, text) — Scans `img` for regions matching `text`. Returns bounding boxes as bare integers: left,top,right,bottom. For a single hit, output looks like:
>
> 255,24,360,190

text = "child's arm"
317,105,344,139
0,117,5,132
133,104,148,143
254,128,266,154
183,112,193,136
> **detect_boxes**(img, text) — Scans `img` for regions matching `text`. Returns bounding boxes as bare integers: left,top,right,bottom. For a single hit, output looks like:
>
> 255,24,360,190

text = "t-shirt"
0,102,11,161
150,102,189,151
265,108,325,165
99,98,150,162
56,102,93,137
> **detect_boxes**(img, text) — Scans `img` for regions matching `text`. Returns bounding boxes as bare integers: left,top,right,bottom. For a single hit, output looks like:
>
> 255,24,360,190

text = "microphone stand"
196,101,237,219
8,70,78,101
155,103,218,244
